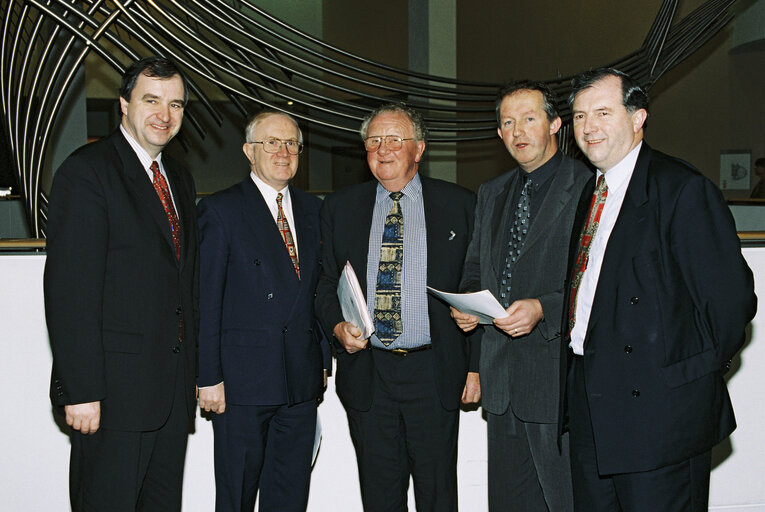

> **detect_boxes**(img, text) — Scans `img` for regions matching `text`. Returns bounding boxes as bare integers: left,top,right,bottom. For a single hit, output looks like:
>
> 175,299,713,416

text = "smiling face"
366,111,426,192
119,73,185,159
242,113,300,191
572,75,647,172
497,89,561,173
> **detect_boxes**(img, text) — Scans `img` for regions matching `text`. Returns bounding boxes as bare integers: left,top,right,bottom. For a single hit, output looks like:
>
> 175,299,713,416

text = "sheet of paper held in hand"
426,287,509,324
337,261,375,339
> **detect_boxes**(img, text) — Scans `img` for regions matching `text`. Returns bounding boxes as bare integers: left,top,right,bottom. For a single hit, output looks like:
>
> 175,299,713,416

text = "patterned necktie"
374,191,404,346
276,193,300,279
150,161,181,260
500,176,533,308
568,175,608,332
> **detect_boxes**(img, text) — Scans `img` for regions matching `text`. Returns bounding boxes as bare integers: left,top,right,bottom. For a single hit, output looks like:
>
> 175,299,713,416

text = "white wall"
1,250,762,511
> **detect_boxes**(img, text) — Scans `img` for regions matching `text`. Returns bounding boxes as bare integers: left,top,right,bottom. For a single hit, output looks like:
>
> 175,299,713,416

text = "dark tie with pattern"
568,175,608,332
500,176,533,308
150,161,181,260
374,191,404,346
276,192,300,279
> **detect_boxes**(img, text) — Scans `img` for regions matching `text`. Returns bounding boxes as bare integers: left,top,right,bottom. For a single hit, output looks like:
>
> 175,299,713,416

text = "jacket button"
172,346,180,353
175,306,182,315
282,327,288,334
266,293,274,299
631,389,640,398
630,296,639,305
253,259,261,265
624,345,633,353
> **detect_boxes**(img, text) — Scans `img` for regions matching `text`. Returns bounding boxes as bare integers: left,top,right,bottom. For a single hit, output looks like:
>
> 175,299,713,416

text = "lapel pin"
449,230,456,240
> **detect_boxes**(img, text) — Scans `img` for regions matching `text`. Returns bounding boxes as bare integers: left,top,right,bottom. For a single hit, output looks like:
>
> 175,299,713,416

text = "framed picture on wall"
720,150,750,190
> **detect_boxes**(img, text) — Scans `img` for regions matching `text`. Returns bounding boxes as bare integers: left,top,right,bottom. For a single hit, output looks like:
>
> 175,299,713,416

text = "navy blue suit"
198,177,329,511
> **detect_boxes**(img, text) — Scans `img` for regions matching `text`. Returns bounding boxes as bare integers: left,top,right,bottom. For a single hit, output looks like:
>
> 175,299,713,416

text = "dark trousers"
567,355,711,512
212,399,317,512
345,349,459,512
487,407,573,512
69,359,191,512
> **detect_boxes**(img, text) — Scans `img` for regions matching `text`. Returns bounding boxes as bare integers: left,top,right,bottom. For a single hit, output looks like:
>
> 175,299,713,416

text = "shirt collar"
375,173,422,203
120,124,162,172
250,172,289,205
520,150,562,190
597,141,643,193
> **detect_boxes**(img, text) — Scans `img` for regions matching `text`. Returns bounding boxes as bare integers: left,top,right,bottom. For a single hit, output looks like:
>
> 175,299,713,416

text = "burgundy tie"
276,193,300,278
150,161,181,261
568,175,608,333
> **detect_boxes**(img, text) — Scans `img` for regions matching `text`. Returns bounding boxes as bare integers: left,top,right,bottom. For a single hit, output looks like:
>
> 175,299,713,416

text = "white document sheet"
426,287,509,324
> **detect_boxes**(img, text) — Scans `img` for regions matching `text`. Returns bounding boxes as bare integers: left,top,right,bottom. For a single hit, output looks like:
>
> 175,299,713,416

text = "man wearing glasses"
316,103,480,511
197,110,330,512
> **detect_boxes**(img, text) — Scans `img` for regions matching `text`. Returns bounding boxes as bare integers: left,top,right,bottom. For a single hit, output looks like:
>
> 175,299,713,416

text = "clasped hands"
450,298,543,338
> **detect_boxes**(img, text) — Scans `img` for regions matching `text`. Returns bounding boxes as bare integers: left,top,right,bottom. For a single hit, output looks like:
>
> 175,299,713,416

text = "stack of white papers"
337,261,375,339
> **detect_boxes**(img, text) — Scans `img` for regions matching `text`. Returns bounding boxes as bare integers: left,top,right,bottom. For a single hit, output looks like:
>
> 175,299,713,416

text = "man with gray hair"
316,103,480,511
197,110,330,512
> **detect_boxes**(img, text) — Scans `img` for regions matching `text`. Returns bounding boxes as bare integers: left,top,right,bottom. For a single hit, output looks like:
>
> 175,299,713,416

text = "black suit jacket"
461,154,591,422
560,143,756,474
315,176,478,412
197,178,329,406
45,130,199,432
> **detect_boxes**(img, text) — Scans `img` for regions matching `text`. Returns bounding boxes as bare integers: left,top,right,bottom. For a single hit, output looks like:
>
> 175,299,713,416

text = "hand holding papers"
427,287,509,324
337,261,375,339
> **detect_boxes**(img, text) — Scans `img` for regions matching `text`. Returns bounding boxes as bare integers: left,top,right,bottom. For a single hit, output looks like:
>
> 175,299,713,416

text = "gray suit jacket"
460,153,590,423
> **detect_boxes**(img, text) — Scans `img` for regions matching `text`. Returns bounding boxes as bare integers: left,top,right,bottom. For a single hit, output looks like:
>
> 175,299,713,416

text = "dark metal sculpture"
1,0,735,237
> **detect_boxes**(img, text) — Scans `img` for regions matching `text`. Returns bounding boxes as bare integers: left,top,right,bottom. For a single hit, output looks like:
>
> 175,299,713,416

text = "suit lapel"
348,181,377,298
491,172,519,274
241,179,300,286
586,145,652,339
519,157,575,257
112,132,178,263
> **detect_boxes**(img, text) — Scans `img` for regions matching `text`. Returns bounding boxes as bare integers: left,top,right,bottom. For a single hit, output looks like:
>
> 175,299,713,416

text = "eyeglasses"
363,135,416,152
248,138,304,155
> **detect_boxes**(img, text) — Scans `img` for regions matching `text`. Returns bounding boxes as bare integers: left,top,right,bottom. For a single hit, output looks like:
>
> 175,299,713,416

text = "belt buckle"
391,348,408,355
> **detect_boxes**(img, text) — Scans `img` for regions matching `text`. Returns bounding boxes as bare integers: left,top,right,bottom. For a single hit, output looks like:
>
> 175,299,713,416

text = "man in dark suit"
44,56,198,511
452,81,590,511
197,111,329,512
315,103,480,512
563,67,757,511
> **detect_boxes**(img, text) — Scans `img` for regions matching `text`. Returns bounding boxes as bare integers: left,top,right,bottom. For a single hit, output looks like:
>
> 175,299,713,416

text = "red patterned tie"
150,161,181,260
568,175,608,332
276,193,300,278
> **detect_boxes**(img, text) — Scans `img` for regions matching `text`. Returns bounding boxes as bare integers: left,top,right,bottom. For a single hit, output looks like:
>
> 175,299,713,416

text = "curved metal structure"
1,0,735,236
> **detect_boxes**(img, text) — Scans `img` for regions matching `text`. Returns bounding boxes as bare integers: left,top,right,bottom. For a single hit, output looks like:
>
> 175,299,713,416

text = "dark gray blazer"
460,153,590,423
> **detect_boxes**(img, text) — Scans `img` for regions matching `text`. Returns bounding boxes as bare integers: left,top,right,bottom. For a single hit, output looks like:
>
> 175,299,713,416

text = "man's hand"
450,307,479,333
493,299,544,337
461,372,481,404
65,401,101,434
199,381,226,414
323,369,328,390
333,321,369,354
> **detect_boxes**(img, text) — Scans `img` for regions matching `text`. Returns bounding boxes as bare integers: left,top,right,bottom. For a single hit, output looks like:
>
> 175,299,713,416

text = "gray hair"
359,103,427,141
244,110,303,144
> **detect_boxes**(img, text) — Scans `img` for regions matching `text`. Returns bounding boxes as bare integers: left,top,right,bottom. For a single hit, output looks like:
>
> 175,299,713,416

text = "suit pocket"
102,329,143,354
660,347,717,388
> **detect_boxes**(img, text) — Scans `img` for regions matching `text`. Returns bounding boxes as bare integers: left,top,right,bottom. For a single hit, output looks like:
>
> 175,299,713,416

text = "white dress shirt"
570,141,643,355
250,172,299,258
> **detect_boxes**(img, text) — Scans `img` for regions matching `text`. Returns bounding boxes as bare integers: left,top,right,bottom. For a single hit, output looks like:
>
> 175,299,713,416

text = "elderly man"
564,67,756,511
45,56,198,511
452,80,590,511
315,103,479,511
197,110,330,512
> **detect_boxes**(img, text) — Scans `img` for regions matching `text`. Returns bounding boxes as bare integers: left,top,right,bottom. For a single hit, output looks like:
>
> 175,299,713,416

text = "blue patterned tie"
374,192,404,346
500,176,532,308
